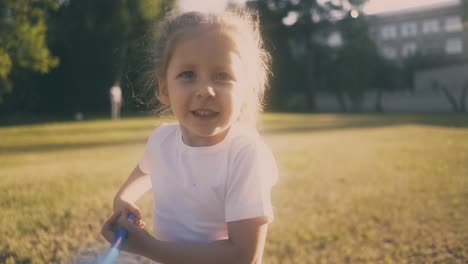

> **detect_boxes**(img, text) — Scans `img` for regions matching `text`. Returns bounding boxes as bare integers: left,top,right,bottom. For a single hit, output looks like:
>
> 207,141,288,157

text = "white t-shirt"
139,122,278,245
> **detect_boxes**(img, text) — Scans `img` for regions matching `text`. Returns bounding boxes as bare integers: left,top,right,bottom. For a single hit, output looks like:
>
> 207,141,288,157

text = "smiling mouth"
191,109,219,118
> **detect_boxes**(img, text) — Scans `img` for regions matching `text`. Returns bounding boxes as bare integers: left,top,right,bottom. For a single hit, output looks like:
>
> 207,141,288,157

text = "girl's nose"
196,82,216,97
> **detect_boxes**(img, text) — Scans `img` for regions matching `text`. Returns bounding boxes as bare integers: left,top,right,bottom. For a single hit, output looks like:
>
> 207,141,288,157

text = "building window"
401,42,417,58
444,16,463,32
446,38,463,54
382,46,397,59
422,19,439,34
401,22,418,37
381,25,397,40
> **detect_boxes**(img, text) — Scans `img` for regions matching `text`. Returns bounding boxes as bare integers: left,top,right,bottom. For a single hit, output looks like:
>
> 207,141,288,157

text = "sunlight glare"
177,0,226,12
283,11,299,26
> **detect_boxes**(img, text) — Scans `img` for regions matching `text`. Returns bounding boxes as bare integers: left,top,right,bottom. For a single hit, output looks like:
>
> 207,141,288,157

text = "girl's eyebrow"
174,63,196,69
174,63,236,72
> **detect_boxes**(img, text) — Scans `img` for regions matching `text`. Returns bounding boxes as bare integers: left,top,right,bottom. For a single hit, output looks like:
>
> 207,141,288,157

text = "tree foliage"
0,0,59,103
2,0,173,114
328,10,379,111
248,0,374,111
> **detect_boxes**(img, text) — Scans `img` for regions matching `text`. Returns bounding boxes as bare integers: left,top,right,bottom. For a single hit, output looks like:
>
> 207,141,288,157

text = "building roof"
367,0,460,18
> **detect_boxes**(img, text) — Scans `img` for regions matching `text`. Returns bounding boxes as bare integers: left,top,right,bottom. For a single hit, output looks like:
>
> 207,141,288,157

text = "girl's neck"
179,125,231,147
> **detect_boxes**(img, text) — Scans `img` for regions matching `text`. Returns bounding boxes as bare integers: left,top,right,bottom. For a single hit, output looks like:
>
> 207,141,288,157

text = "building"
368,1,467,62
316,1,468,113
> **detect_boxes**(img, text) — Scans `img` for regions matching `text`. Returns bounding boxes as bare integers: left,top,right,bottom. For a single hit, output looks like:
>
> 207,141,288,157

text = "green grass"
1,114,467,263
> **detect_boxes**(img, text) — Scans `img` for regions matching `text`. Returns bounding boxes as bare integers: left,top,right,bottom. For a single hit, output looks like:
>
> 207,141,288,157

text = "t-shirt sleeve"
138,123,168,174
225,142,278,223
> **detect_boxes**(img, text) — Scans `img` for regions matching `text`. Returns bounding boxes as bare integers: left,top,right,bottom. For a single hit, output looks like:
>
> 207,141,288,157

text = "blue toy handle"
110,212,136,250
98,212,138,264
110,228,128,250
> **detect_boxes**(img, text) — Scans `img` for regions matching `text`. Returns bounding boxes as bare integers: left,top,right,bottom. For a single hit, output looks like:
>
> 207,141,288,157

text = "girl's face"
158,27,247,147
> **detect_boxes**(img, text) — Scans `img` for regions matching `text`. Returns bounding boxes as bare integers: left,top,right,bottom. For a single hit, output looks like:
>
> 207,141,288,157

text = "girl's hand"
101,211,153,255
101,211,122,245
113,195,146,228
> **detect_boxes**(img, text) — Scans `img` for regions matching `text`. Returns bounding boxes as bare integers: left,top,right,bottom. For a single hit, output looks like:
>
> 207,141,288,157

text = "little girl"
101,8,278,264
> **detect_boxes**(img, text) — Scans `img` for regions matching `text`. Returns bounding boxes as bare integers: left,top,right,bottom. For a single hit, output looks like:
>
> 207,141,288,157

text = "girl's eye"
179,71,195,79
215,72,231,82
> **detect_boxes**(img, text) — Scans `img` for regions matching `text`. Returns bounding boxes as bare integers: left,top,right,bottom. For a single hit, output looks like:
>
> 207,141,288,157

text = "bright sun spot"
177,0,248,12
177,0,226,12
283,11,299,26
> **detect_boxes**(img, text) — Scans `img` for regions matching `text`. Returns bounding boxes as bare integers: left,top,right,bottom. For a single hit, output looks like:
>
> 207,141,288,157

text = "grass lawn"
1,113,467,263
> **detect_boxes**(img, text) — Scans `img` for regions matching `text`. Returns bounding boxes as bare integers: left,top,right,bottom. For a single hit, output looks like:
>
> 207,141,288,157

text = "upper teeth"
194,110,216,116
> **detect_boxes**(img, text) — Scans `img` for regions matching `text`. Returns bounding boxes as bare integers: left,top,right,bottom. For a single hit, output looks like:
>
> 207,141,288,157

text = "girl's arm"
102,214,269,264
113,165,151,221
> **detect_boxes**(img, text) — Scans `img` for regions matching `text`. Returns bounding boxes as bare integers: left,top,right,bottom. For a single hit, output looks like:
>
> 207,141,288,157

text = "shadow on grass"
0,251,31,264
0,112,154,127
0,138,146,155
262,113,468,135
1,123,155,138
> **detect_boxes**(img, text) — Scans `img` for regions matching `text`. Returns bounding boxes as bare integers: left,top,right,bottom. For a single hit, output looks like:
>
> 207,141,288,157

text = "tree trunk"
303,1,316,112
335,90,347,112
374,87,384,112
116,35,129,83
348,93,364,112
304,37,316,111
440,85,460,112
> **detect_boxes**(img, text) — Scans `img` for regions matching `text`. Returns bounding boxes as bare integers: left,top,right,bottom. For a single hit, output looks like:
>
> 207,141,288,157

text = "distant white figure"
110,81,123,120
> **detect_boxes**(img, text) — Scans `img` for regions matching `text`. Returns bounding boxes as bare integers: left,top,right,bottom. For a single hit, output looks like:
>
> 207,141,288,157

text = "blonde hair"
149,8,271,128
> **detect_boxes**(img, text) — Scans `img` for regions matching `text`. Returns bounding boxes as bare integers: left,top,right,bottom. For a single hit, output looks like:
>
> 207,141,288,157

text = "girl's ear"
158,79,170,105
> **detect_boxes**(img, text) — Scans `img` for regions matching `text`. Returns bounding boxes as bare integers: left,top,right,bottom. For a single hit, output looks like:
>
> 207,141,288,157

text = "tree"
246,0,297,111
248,0,368,111
329,9,379,112
0,0,59,103
371,55,401,112
4,0,173,114
0,0,174,114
